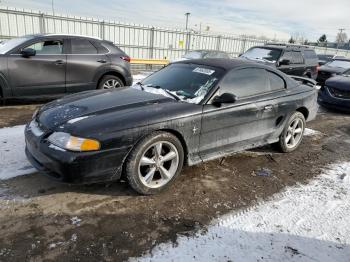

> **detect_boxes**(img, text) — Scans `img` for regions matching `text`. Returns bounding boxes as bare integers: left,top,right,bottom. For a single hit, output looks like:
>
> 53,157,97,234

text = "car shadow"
318,104,350,115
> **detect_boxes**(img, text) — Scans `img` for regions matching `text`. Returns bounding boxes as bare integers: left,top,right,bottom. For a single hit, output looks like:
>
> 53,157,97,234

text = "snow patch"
134,162,350,262
132,72,151,85
0,125,35,180
304,128,322,137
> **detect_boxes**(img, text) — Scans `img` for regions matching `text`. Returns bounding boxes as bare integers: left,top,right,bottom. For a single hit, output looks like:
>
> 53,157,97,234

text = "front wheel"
278,112,306,153
125,132,184,195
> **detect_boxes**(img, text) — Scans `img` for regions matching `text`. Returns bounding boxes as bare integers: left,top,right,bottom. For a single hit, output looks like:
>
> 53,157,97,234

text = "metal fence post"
148,27,155,70
185,31,191,52
241,37,247,54
99,20,105,39
149,27,155,59
39,12,46,34
216,35,222,51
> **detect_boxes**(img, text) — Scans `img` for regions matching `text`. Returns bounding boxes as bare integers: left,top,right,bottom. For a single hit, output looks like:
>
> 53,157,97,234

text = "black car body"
0,34,132,100
316,59,350,86
25,59,318,193
318,74,350,112
241,44,319,80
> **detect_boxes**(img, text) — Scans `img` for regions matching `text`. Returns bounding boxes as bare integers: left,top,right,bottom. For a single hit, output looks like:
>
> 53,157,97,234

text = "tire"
277,112,306,153
98,75,124,89
125,132,184,195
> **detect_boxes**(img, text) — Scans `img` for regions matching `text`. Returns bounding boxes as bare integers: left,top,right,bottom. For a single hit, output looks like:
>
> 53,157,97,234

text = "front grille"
328,86,350,99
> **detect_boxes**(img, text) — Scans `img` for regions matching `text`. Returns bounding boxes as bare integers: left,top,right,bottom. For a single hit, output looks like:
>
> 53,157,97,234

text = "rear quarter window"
267,71,285,91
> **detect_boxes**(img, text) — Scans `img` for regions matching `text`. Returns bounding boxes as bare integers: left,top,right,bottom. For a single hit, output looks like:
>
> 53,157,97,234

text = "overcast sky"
1,0,349,41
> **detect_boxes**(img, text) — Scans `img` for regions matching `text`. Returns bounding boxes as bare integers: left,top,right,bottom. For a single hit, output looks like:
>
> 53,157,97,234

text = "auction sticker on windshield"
193,67,215,75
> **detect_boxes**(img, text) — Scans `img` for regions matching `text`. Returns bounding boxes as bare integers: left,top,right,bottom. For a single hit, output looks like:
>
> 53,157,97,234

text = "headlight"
48,132,100,151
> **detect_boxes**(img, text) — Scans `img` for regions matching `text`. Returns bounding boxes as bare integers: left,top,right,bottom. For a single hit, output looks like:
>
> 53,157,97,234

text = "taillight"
316,64,320,72
120,56,130,62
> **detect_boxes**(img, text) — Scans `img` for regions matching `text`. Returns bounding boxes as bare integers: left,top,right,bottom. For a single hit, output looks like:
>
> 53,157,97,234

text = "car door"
290,51,306,76
7,38,66,96
254,70,288,140
199,67,275,160
65,38,110,93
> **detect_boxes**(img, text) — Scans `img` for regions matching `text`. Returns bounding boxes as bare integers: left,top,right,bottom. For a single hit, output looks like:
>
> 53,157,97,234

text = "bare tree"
336,31,348,44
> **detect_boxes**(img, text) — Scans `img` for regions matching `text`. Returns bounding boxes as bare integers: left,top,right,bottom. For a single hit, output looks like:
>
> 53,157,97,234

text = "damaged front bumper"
24,124,131,184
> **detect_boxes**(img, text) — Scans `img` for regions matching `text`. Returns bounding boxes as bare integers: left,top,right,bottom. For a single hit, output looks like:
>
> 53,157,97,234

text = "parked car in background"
171,50,231,62
317,54,334,66
0,34,132,100
316,59,350,86
241,43,319,80
318,71,350,112
25,58,318,195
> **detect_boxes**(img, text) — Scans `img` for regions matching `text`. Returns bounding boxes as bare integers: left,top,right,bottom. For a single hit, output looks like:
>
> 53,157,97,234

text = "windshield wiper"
144,84,181,101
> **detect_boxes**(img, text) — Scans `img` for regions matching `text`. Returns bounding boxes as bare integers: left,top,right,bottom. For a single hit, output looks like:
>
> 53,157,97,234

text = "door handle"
264,105,274,111
97,59,107,63
55,60,64,65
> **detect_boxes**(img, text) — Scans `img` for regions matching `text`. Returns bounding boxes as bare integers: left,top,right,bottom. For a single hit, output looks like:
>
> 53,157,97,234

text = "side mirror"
212,93,237,106
21,48,36,58
279,59,290,66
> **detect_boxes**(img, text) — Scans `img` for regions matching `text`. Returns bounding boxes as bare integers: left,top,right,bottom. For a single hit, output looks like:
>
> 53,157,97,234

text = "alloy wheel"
103,79,121,89
138,141,179,189
285,118,304,149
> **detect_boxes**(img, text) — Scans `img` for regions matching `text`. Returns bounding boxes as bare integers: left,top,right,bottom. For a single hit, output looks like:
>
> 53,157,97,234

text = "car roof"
175,58,264,71
20,33,102,41
255,44,314,52
190,49,227,53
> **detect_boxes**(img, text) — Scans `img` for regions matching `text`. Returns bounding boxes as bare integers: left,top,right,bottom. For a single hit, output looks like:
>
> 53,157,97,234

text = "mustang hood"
38,87,175,130
326,75,350,91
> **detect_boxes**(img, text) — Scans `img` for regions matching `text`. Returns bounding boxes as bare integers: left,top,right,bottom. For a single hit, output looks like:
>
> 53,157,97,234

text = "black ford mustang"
25,59,318,194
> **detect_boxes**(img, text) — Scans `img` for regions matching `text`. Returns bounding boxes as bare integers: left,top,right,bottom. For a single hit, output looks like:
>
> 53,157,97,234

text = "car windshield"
326,60,350,69
183,51,206,59
135,63,224,104
0,37,29,54
241,47,281,63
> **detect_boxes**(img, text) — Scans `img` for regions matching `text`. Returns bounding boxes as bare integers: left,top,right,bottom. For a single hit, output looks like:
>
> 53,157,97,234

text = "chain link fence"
0,7,349,59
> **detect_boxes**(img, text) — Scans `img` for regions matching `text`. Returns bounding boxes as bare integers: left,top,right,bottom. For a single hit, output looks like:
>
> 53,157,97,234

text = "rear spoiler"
290,76,317,87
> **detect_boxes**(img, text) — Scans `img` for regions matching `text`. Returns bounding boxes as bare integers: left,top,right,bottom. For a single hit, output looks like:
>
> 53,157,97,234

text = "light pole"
185,12,190,30
51,0,55,15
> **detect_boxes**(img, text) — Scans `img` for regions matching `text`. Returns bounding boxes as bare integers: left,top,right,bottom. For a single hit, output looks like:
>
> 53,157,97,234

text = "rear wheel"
278,112,306,153
98,75,124,89
125,132,184,195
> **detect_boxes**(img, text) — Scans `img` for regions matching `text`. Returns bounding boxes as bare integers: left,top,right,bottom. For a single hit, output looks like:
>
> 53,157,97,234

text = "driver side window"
218,68,270,99
25,40,63,55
